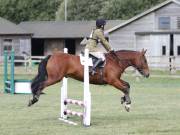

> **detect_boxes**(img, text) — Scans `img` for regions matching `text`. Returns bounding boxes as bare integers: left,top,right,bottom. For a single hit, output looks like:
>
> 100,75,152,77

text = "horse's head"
134,49,150,78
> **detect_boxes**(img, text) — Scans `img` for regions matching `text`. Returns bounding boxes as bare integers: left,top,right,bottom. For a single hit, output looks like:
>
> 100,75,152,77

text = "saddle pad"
79,53,93,66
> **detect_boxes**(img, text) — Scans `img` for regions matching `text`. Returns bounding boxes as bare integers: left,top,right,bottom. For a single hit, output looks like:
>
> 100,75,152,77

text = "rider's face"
101,25,105,30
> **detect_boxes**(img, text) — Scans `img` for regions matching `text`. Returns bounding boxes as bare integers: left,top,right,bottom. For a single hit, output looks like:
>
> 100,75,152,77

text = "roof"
0,17,32,35
19,20,124,38
135,30,180,35
106,0,180,34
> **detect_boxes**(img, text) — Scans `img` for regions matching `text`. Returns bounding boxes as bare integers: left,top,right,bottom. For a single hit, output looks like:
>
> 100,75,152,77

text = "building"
107,0,180,68
0,17,32,57
19,20,123,56
0,19,123,57
1,0,180,69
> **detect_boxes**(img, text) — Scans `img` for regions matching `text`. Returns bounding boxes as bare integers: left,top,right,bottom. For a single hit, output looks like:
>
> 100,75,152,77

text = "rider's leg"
91,58,103,75
89,52,105,75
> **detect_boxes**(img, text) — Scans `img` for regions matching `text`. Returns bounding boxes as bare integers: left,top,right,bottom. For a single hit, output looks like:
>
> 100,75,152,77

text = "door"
65,39,76,54
174,34,180,56
149,34,170,68
173,34,180,69
31,39,44,56
153,34,170,57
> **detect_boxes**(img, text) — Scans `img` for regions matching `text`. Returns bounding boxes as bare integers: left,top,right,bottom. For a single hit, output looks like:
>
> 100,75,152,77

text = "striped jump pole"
59,48,91,126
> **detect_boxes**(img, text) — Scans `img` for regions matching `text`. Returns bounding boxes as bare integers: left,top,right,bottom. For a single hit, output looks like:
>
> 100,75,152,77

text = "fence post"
4,51,8,93
169,56,176,74
10,50,15,94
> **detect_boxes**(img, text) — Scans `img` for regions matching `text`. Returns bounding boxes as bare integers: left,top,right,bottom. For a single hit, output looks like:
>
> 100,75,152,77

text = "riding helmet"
96,19,106,28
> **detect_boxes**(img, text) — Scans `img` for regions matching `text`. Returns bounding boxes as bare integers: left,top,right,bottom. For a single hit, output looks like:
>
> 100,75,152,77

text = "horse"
28,49,150,111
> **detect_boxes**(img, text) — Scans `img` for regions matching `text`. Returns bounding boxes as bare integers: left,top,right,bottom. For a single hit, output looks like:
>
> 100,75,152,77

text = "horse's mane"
105,50,138,56
104,50,141,63
115,50,137,53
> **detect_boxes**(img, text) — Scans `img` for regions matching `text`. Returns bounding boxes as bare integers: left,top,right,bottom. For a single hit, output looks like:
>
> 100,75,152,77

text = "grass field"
0,68,180,135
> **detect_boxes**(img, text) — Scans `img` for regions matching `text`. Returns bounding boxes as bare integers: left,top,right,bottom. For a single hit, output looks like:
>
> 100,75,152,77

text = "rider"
85,19,113,75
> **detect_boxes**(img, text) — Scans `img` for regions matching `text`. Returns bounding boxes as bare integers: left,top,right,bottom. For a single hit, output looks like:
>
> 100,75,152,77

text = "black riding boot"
91,58,103,75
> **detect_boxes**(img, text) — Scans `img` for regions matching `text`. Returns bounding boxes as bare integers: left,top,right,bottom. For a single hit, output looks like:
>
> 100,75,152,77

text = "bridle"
109,51,133,66
109,51,144,74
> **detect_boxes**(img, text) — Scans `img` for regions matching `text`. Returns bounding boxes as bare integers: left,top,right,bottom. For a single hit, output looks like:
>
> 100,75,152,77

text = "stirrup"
89,67,96,75
91,70,97,75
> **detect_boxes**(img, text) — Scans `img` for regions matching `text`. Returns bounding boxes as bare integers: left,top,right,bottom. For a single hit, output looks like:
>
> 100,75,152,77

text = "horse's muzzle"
143,72,150,78
145,73,150,78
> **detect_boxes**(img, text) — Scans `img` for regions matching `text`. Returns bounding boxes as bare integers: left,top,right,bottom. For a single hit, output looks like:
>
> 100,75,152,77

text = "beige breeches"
90,52,105,61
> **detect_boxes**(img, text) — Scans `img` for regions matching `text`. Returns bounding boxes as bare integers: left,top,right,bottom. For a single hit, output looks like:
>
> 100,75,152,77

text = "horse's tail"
31,55,51,95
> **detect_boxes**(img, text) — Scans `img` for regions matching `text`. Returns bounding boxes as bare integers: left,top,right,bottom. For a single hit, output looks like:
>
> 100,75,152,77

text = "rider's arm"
96,29,112,52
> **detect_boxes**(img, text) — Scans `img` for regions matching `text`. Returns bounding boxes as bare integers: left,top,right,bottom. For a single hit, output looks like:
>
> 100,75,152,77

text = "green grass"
0,72,180,135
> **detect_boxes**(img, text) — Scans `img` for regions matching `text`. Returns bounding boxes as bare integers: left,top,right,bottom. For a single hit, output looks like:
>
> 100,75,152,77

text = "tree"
0,0,62,23
0,0,167,23
56,0,167,21
101,0,166,20
56,0,108,21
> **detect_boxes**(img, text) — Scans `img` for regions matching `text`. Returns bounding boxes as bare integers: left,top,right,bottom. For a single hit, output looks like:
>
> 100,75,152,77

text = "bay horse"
28,49,149,111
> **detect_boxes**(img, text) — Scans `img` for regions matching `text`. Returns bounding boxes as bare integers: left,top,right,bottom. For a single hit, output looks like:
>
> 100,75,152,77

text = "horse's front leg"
112,79,131,112
120,79,131,104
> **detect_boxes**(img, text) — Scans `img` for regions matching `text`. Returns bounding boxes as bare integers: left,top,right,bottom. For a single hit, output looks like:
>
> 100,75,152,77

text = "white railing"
147,56,180,69
6,56,45,64
1,55,180,71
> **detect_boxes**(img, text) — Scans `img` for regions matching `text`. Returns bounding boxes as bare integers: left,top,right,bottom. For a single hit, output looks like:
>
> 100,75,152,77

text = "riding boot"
91,58,103,75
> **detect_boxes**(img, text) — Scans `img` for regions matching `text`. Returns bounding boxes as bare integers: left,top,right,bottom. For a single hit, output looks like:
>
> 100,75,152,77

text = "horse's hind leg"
28,77,63,107
28,82,45,107
36,78,61,97
111,79,131,112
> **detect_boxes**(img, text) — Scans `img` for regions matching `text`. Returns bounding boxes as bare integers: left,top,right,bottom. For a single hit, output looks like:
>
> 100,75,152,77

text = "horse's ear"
141,49,147,55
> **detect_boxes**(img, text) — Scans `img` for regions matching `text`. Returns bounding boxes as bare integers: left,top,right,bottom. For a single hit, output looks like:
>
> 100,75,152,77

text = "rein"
108,51,145,74
109,51,133,66
110,51,121,63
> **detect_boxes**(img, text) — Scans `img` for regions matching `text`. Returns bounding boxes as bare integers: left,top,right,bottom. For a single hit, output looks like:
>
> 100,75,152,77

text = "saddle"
80,52,105,68
80,52,105,83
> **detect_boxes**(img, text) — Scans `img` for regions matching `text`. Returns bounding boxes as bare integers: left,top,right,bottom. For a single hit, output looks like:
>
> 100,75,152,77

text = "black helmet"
96,19,106,28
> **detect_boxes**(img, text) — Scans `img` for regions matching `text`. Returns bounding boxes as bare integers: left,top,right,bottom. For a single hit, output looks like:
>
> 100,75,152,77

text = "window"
177,46,180,55
3,39,12,51
162,46,166,55
158,17,170,29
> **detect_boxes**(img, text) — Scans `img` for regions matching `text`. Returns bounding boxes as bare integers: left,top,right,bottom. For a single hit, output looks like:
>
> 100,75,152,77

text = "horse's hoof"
124,103,131,112
121,96,125,104
28,100,32,107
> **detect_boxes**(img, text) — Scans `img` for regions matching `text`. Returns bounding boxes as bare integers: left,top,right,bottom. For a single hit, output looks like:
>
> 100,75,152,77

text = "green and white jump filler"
59,48,91,126
4,50,31,94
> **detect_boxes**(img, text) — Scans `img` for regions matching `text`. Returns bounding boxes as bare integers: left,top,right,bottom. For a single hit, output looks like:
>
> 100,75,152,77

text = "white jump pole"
83,49,91,126
60,48,68,119
59,48,91,126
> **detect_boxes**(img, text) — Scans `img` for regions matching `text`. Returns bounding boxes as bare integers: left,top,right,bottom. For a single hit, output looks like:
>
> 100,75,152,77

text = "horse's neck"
115,52,136,70
120,58,133,71
106,51,138,71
